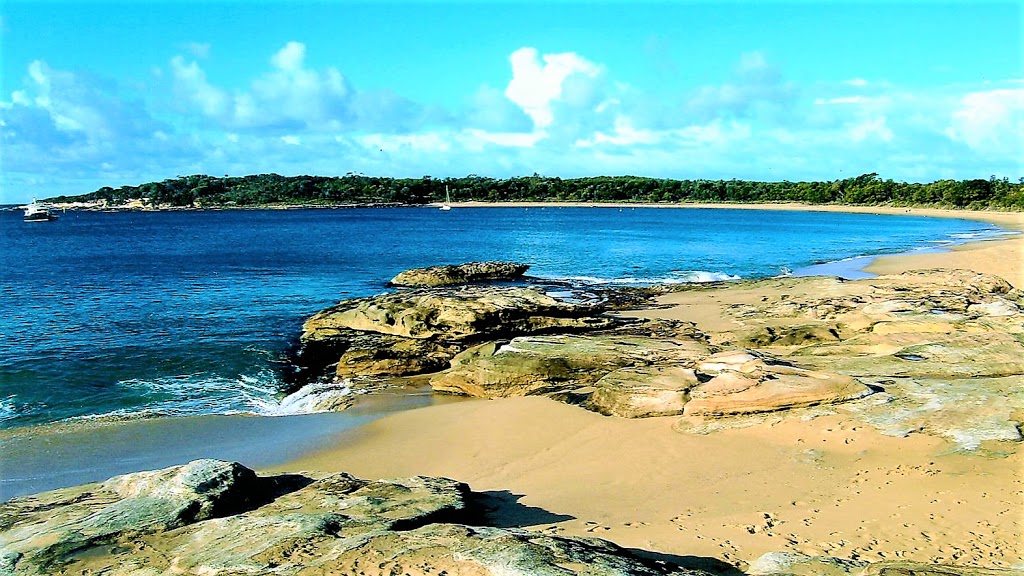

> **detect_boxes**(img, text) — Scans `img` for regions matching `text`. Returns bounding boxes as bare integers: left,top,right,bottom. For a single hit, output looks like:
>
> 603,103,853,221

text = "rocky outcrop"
0,460,710,576
747,551,1019,576
302,286,610,342
389,261,531,287
648,269,1024,447
290,285,617,387
286,267,1024,443
0,460,269,573
682,351,873,416
433,335,873,418
432,334,700,398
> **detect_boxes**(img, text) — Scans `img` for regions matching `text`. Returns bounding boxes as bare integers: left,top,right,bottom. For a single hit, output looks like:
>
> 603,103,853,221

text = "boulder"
0,460,269,574
431,334,701,399
683,351,873,417
589,365,699,418
0,461,709,576
432,335,870,418
290,285,617,387
302,286,611,342
389,261,531,287
333,333,460,379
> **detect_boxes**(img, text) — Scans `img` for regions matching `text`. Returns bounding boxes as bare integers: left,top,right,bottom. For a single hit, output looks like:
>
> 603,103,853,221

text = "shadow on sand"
469,489,576,528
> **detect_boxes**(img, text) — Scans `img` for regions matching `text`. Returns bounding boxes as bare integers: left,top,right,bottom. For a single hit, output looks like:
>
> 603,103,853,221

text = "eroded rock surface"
0,460,710,576
747,551,1020,576
287,267,1024,448
649,269,1024,447
389,261,531,287
433,335,873,418
291,286,616,387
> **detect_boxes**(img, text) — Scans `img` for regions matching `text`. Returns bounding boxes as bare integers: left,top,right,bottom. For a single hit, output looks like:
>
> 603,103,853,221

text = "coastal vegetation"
48,172,1024,209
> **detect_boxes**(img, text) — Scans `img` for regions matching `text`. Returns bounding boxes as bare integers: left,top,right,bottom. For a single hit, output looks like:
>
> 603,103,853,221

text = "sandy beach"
276,204,1024,571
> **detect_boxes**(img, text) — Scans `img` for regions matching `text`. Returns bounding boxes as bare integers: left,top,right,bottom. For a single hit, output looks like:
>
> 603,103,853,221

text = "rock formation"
286,267,1024,448
2,461,1009,576
431,335,873,418
0,460,710,576
290,285,617,387
649,269,1024,448
747,551,1018,576
389,261,531,287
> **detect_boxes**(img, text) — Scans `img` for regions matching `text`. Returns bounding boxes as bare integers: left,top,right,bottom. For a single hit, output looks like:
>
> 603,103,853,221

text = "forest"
48,172,1024,210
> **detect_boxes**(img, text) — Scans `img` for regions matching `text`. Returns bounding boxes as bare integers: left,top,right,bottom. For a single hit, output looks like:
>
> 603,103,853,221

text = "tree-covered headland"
48,172,1024,210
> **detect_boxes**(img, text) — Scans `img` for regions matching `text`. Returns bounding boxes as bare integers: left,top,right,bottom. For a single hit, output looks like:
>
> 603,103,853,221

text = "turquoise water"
0,206,1007,428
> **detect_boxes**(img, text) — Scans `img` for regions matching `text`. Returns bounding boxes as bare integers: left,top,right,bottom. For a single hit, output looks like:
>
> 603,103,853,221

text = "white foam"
248,381,354,417
541,270,740,286
0,396,18,422
64,370,288,422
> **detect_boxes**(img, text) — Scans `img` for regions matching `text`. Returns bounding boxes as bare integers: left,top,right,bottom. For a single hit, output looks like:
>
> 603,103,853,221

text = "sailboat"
439,185,452,211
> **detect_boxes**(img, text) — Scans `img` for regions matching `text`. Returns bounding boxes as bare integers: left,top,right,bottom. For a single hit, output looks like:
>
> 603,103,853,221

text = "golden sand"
275,205,1024,570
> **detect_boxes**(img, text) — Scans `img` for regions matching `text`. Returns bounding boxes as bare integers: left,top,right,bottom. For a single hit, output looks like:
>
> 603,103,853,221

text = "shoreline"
0,386,466,500
271,209,1024,569
6,203,1023,570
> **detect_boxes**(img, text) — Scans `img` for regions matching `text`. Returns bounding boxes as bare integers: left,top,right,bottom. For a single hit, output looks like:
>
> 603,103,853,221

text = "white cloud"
504,47,603,129
945,87,1024,156
171,56,229,117
4,44,1022,205
576,116,660,147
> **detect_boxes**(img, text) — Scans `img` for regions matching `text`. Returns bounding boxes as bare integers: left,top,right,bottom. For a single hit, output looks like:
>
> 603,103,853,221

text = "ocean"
0,206,1007,430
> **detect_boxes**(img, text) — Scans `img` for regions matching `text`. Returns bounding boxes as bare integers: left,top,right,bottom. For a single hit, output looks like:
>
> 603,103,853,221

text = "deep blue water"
0,206,1006,428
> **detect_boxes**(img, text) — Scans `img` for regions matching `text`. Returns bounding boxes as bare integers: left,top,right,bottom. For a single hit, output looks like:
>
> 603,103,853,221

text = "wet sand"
0,387,465,500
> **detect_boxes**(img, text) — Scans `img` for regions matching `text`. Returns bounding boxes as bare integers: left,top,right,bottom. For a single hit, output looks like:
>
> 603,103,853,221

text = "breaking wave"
58,370,359,423
541,270,740,287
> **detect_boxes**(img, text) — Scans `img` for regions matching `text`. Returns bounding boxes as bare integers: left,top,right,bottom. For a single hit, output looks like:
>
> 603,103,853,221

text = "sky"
0,1,1022,204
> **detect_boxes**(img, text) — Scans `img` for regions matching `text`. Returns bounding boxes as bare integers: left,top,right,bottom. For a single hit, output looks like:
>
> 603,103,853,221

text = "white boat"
23,199,58,222
440,186,452,211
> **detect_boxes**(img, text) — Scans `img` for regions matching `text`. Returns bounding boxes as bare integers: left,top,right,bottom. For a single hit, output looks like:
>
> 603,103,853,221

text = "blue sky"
1,1,1021,203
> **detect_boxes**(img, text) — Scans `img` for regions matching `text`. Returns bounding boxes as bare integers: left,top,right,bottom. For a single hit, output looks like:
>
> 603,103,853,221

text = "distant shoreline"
39,198,1024,221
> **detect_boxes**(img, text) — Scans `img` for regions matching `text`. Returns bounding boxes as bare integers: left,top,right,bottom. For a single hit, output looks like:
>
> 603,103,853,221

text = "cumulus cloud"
3,41,1021,204
463,85,534,132
504,47,605,129
945,86,1024,157
170,41,442,134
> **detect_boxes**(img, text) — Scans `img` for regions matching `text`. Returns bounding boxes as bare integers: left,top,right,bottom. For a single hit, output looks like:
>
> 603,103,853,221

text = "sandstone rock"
0,460,268,574
589,365,699,418
683,351,873,417
389,261,530,287
291,285,618,387
0,461,708,576
303,286,611,342
431,334,701,399
967,300,1020,317
748,552,1018,576
747,551,864,576
434,336,870,418
333,333,460,379
741,324,841,347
